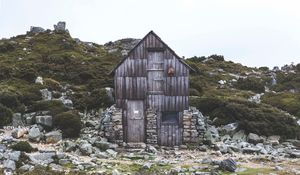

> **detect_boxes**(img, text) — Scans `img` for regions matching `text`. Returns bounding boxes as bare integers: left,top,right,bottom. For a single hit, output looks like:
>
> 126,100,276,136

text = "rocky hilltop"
0,22,299,174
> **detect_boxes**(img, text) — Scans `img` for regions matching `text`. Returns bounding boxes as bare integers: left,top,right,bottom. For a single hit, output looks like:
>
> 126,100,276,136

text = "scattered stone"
40,89,52,100
11,128,28,139
112,169,120,175
19,164,34,172
28,125,41,142
79,143,93,156
221,122,238,136
275,165,283,171
36,115,52,127
29,26,45,34
219,158,237,172
143,162,152,169
35,76,43,85
232,130,246,141
94,141,110,151
45,131,62,143
8,151,21,161
54,21,66,32
145,145,158,153
106,149,117,157
12,113,24,127
63,140,77,152
28,152,55,165
247,133,264,144
3,159,16,171
267,135,280,146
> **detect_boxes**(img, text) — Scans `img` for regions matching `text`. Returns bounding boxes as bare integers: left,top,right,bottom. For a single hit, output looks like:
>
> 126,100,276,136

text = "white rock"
35,76,43,85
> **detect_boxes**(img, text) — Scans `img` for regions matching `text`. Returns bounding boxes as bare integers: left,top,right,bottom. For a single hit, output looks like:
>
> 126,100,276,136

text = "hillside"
0,24,300,139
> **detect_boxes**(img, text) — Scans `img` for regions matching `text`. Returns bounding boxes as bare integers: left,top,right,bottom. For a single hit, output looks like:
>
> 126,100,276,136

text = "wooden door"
126,100,145,142
159,112,182,146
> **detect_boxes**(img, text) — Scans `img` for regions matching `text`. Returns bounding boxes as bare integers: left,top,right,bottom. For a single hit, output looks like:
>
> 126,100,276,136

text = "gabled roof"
110,31,194,75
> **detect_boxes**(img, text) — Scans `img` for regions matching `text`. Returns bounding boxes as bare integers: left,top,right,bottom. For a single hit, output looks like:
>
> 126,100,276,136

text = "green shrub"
30,100,67,115
0,41,16,53
19,86,42,106
10,141,37,152
189,88,201,96
190,97,226,115
53,111,81,138
71,88,113,111
235,77,265,93
0,92,20,110
262,92,300,118
208,54,224,61
0,104,13,127
209,101,300,139
44,78,61,91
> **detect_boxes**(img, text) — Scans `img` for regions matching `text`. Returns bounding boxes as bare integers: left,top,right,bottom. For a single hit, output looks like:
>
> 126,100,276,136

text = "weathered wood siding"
113,31,191,146
114,32,189,111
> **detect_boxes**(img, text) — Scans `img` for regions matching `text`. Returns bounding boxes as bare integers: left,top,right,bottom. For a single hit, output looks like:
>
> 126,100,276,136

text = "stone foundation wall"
146,110,158,145
182,108,207,144
101,106,206,146
101,106,123,145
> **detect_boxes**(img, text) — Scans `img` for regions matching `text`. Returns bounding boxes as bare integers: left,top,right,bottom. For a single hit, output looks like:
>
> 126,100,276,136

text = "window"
162,112,179,124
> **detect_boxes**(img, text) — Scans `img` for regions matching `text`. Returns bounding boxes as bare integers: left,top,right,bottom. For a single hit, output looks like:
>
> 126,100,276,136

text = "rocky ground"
0,105,299,175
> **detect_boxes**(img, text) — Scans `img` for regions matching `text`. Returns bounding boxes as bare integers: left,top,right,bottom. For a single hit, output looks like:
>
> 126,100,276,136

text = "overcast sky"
1,0,300,68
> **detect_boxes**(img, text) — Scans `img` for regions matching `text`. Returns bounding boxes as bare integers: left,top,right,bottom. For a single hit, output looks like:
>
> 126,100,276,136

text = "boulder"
145,145,158,153
36,115,52,127
106,149,117,157
219,158,237,172
35,76,43,85
79,143,93,155
232,130,246,141
28,125,41,142
105,87,115,103
3,159,16,170
54,21,66,32
143,162,152,169
247,133,264,144
290,151,300,158
94,141,110,151
204,126,219,145
8,151,21,161
40,89,52,100
19,164,34,172
242,147,260,154
11,128,28,139
12,113,24,127
45,131,62,143
266,135,280,146
29,26,45,34
221,123,238,136
28,152,55,165
63,140,77,152
60,98,73,109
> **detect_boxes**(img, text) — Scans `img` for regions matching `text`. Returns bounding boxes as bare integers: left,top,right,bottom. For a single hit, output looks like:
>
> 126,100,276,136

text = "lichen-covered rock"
45,131,62,143
3,159,16,170
11,128,28,139
247,133,264,144
28,125,41,142
36,115,52,127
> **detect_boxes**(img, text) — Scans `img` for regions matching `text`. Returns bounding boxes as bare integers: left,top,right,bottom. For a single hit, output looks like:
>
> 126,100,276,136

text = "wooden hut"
110,31,193,146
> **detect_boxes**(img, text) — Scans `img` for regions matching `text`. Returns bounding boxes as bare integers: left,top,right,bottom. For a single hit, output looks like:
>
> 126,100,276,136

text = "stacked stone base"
146,110,158,145
101,107,123,145
101,106,205,146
